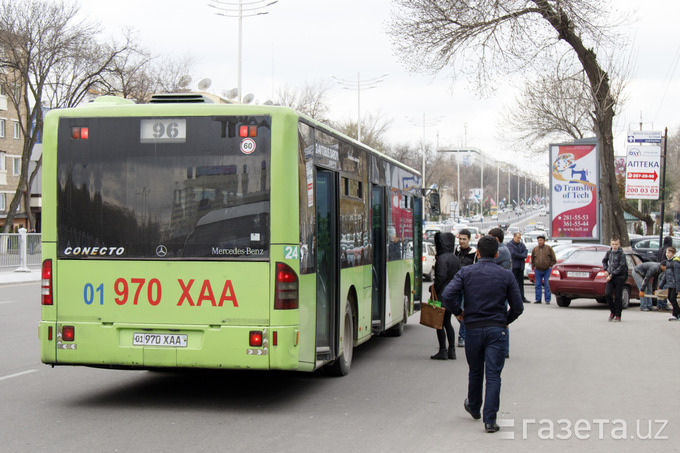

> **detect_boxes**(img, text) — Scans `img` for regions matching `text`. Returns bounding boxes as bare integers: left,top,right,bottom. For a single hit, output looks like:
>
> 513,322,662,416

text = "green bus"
39,93,423,375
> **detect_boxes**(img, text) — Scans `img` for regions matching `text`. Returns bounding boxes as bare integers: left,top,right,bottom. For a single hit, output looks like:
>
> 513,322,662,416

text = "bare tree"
334,112,391,153
389,0,630,244
499,69,594,152
275,79,331,122
0,0,136,231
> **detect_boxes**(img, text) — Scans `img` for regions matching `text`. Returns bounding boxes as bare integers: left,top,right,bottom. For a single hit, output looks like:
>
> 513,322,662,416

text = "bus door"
315,169,338,362
371,185,386,333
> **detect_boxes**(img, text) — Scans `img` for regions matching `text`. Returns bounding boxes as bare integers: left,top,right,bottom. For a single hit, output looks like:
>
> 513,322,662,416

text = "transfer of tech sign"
496,418,669,441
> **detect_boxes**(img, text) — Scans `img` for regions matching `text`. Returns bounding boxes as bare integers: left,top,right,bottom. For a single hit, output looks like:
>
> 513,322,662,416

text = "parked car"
422,241,436,281
528,243,600,282
507,226,520,235
548,246,643,308
629,235,680,262
498,222,511,231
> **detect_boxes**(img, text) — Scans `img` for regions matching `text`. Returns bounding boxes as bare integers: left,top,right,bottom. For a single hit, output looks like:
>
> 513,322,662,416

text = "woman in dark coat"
431,232,461,360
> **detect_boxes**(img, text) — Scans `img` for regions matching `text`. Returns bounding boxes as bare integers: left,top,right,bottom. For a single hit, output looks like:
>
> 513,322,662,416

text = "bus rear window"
56,116,271,260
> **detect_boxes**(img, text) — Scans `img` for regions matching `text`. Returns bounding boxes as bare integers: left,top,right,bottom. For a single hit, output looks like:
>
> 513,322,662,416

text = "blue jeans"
464,326,508,424
633,271,653,310
534,268,551,302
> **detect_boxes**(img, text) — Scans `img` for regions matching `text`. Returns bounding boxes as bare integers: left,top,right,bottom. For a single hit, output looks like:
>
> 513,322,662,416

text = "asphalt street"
2,280,680,452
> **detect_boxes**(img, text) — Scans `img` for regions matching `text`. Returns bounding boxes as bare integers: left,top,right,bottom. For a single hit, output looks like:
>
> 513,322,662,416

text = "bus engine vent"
149,93,215,104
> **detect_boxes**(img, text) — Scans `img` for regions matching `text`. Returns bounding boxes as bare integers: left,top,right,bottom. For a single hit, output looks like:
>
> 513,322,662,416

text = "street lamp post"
209,0,278,103
331,72,388,142
408,114,443,192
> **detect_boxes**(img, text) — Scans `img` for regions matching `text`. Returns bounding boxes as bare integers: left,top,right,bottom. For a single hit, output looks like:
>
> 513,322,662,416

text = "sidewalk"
0,266,41,285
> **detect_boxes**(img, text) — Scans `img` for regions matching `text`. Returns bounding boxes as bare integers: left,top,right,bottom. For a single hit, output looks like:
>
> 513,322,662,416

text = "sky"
77,0,680,183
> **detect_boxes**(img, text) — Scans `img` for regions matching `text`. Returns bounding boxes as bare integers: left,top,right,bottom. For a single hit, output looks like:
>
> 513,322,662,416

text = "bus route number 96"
140,119,186,143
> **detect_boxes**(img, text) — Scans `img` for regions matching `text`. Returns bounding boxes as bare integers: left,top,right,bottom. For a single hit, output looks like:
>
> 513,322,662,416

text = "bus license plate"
133,333,187,347
567,272,589,278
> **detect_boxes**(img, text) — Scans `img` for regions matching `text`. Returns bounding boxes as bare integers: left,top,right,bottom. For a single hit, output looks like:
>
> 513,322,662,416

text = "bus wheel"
326,302,354,376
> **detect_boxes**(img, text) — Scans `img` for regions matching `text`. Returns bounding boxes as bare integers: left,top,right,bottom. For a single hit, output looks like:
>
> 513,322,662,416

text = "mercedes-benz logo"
156,245,168,257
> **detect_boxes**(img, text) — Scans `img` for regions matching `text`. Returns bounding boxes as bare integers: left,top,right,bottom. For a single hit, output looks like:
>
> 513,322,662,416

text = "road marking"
0,369,38,382
0,300,17,305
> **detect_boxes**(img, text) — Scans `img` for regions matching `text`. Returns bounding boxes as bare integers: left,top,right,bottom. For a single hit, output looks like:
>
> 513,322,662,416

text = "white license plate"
567,272,589,278
133,333,187,347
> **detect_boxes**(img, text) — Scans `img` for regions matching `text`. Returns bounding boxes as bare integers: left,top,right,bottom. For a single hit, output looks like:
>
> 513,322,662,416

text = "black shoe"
485,423,500,433
457,337,465,347
464,398,481,420
505,352,510,359
447,347,457,360
522,298,530,303
533,300,542,304
430,349,448,360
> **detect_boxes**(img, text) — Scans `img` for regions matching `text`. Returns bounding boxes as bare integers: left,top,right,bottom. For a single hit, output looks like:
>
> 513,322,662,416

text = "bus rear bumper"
39,322,300,371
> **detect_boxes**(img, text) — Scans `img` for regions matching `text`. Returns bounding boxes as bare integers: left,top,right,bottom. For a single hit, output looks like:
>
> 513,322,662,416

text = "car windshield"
563,249,606,266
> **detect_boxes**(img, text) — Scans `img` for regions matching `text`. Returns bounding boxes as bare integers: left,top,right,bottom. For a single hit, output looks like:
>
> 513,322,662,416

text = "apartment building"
0,82,33,231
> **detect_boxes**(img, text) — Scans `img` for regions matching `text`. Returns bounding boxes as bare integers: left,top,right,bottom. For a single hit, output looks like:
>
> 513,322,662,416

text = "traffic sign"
626,130,662,144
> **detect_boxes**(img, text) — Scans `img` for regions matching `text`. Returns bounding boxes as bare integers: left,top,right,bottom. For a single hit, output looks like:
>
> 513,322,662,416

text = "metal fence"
0,232,41,268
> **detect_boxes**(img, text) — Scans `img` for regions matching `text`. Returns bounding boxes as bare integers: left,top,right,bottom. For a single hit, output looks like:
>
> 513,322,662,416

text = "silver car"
422,242,436,281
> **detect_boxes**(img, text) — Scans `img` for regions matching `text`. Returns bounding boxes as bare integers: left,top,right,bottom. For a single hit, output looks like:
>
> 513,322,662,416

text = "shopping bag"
420,286,445,329
420,301,445,329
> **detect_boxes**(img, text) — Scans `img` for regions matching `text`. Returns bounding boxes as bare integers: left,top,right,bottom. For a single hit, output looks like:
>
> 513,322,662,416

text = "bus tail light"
275,262,298,309
41,259,53,305
62,326,75,342
249,331,263,347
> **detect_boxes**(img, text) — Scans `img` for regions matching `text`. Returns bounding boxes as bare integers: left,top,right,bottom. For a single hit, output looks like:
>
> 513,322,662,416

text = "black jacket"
433,232,461,298
454,244,477,267
602,248,628,279
658,236,674,263
441,257,524,329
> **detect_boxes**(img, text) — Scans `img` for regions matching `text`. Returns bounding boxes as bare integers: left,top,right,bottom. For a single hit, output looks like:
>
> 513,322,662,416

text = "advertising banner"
550,142,599,240
624,145,661,200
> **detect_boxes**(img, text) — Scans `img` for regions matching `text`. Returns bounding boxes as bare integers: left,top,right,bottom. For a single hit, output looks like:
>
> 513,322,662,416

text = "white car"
422,242,436,281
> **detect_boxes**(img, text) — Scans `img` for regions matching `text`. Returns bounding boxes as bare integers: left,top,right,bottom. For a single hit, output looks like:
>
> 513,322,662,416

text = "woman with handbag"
430,232,461,360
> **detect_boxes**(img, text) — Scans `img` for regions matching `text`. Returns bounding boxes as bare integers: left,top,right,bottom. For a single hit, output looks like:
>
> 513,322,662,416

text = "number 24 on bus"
82,278,239,307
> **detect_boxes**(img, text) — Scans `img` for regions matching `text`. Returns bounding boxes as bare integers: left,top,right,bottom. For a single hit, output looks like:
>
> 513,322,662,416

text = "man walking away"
602,237,628,322
633,261,666,311
441,236,524,433
488,227,512,358
507,232,529,303
531,234,556,304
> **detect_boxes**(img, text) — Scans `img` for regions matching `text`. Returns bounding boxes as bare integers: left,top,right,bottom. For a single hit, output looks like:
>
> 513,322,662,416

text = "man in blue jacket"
441,235,524,433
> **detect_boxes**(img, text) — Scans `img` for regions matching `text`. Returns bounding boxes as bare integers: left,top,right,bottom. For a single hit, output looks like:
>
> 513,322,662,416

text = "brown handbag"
420,286,445,329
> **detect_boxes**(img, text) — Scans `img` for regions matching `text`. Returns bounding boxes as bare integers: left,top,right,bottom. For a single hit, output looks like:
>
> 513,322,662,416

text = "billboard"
624,144,661,200
549,141,599,240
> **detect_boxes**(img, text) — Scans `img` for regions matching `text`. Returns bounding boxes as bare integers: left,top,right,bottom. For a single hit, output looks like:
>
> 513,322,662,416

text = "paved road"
1,281,679,452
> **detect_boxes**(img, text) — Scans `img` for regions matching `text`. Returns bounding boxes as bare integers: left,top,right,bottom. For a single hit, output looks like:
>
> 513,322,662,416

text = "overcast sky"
78,0,680,181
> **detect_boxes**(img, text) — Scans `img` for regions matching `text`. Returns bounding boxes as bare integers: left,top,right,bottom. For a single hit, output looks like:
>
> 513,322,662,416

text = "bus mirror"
429,192,440,216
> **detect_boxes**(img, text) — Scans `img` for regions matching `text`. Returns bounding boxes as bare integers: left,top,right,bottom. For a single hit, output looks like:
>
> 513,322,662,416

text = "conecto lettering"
65,246,125,256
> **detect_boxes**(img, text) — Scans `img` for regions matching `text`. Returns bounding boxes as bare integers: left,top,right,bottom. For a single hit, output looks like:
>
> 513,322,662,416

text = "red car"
548,246,643,308
527,243,591,283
